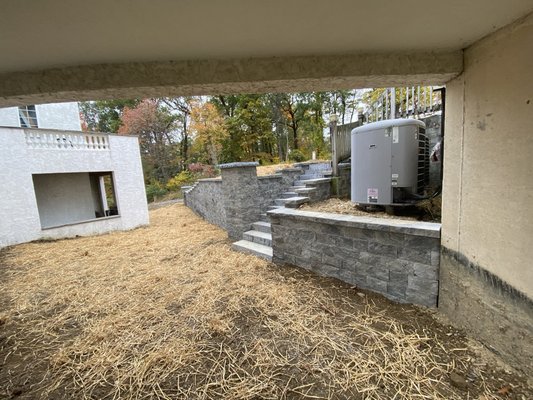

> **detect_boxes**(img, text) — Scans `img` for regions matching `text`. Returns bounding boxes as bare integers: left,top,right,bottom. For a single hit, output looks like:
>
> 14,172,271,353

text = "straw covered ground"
0,204,530,399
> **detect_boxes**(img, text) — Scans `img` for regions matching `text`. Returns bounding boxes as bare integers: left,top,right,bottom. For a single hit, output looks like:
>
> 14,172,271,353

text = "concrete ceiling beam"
0,51,462,107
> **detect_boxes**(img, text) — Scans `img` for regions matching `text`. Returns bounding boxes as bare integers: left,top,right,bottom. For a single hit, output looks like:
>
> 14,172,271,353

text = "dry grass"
300,198,418,221
256,163,293,176
0,204,529,399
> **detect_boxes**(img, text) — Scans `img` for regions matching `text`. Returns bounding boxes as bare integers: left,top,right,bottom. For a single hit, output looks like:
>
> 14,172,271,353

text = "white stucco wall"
0,102,82,131
33,173,97,228
0,128,149,247
442,13,533,297
0,107,20,127
35,102,82,131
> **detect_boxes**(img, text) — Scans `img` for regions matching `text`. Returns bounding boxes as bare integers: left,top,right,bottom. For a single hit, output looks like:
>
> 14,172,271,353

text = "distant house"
0,102,149,247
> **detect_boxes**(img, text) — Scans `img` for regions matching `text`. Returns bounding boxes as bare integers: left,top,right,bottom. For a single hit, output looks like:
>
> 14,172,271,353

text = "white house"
0,102,149,247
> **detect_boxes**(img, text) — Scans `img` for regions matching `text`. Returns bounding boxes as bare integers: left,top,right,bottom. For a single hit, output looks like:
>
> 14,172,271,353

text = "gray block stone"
368,242,398,258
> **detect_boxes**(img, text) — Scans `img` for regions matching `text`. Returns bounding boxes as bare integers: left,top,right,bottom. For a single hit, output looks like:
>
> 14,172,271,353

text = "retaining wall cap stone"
218,162,259,169
280,168,304,172
293,161,331,166
197,178,222,182
267,208,441,238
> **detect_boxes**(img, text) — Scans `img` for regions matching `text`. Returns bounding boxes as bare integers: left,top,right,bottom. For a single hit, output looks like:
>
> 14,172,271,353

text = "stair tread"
252,221,271,232
244,230,272,240
232,240,273,260
252,221,271,228
276,196,309,201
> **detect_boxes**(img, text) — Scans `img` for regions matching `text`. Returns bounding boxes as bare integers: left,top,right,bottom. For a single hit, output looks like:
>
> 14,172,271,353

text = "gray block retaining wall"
269,207,441,307
184,163,304,239
183,178,226,229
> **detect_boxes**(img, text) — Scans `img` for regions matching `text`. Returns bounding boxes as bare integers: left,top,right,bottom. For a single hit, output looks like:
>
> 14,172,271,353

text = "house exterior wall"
35,102,82,131
33,173,97,228
440,13,533,374
0,128,149,247
0,102,82,131
0,107,20,127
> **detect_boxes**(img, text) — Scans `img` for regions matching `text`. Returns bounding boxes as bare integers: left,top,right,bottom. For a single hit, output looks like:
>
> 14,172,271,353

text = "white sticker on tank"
367,188,378,203
392,173,399,178
393,127,399,143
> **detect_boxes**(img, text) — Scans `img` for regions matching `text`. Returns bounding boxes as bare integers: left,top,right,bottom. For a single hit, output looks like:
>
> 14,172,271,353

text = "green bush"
145,182,168,202
166,171,194,192
289,149,307,162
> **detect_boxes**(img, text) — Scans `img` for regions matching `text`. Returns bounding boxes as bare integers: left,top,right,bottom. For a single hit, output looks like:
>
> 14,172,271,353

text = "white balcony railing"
24,130,110,150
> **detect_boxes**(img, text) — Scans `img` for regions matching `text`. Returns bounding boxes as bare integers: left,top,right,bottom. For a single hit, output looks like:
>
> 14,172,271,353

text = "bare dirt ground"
0,204,530,399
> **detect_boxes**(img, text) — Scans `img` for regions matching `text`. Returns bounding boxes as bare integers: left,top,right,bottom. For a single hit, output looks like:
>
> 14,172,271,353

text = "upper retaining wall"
257,175,285,214
269,207,441,307
183,178,225,230
184,162,303,239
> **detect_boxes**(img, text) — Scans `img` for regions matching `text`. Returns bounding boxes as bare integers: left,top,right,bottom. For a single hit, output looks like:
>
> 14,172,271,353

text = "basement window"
32,172,119,229
19,105,39,128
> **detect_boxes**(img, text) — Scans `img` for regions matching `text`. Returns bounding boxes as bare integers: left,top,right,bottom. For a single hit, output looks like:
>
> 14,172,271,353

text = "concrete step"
259,213,269,222
231,240,273,261
267,205,284,211
298,177,332,185
252,221,271,233
299,174,321,180
293,180,308,186
280,191,298,198
275,196,310,208
243,230,272,246
293,187,317,195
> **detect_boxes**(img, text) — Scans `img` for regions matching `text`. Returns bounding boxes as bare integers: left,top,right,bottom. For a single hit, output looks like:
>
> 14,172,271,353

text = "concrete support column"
337,163,351,198
98,175,109,215
219,162,260,240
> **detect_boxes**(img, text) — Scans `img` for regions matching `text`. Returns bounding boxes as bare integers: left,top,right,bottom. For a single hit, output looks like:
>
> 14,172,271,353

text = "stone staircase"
231,162,331,260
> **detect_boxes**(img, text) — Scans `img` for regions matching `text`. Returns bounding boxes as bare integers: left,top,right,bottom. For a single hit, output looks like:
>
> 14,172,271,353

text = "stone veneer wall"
338,163,351,198
183,178,225,229
220,163,262,239
257,175,285,214
269,207,441,307
184,163,303,239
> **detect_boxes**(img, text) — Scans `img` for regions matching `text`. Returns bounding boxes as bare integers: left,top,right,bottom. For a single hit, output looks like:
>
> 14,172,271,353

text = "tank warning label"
392,173,398,186
367,188,378,203
393,127,399,143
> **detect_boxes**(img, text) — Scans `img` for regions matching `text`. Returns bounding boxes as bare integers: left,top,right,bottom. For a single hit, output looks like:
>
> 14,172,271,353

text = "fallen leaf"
497,385,511,395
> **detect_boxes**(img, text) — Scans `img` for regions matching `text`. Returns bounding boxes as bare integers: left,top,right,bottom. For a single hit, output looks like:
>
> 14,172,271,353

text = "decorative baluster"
385,89,389,120
411,87,415,116
416,86,421,117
